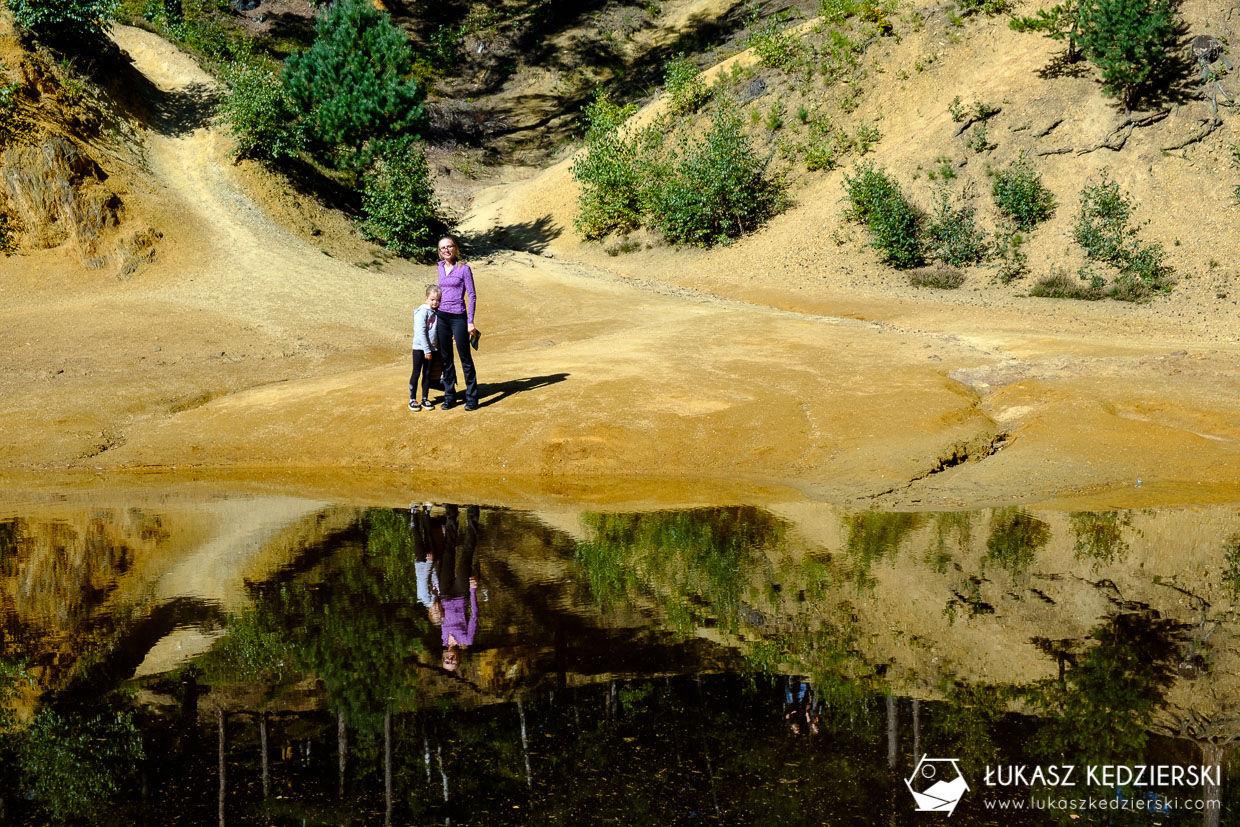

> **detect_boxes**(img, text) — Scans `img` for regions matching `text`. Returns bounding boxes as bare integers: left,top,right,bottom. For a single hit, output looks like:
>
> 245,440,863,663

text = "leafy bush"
646,105,786,246
664,53,708,115
956,0,1010,15
1077,0,1177,108
1072,174,1172,297
20,708,143,821
820,0,861,24
748,17,804,70
992,230,1028,282
571,95,651,240
219,62,303,162
803,119,848,170
1073,174,1132,263
359,142,442,260
967,122,993,152
992,158,1056,230
924,192,989,266
167,12,251,64
284,0,427,171
6,0,116,44
948,95,966,122
842,163,924,268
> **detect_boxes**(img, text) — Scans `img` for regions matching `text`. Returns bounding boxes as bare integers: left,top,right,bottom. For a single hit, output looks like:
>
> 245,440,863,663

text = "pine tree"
1077,0,1178,109
1009,0,1083,63
284,0,427,170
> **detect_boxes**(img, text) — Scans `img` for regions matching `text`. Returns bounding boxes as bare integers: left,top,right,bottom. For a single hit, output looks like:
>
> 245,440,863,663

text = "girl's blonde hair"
426,283,443,297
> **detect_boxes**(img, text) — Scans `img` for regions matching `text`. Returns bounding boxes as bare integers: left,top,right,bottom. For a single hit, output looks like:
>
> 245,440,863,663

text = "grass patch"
1029,268,1105,300
909,265,966,288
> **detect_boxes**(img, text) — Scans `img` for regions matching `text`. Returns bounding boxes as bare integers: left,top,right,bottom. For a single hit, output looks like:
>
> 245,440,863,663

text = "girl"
410,284,441,410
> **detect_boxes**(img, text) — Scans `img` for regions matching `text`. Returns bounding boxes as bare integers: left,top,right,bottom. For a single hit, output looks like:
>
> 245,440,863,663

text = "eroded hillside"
1,1,1240,508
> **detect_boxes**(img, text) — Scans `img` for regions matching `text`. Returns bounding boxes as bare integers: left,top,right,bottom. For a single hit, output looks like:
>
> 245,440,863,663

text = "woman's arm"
462,264,477,331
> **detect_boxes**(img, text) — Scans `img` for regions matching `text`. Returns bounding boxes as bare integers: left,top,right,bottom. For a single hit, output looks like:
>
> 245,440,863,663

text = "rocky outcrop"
0,136,121,264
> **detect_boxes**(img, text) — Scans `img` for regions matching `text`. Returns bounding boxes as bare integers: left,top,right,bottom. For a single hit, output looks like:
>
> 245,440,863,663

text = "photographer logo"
906,755,969,816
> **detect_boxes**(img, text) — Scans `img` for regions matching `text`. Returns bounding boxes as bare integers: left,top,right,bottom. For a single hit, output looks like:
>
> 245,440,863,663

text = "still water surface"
0,499,1237,824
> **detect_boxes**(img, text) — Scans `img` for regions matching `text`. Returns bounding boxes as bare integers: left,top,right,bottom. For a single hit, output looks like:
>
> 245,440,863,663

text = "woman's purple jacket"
438,261,477,323
441,590,478,647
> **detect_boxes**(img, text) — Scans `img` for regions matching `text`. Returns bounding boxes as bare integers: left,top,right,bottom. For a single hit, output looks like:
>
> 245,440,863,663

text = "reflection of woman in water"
432,505,481,672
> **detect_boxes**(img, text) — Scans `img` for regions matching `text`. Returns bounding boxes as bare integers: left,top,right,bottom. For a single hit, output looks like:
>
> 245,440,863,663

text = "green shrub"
967,121,992,152
219,62,303,162
167,13,251,64
1072,174,1172,297
0,78,20,118
6,0,116,44
948,95,966,122
1077,0,1177,108
992,230,1028,282
842,162,924,268
820,0,861,24
646,104,785,246
855,122,881,154
0,212,13,254
20,708,143,821
956,0,1010,15
664,53,708,115
992,158,1056,230
764,100,784,131
1073,174,1132,263
571,95,651,240
803,119,847,170
359,141,442,260
284,0,427,171
748,17,803,70
924,192,989,266
822,28,864,79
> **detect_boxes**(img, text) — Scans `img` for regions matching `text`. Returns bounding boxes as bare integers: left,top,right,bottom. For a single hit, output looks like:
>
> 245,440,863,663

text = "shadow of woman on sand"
476,373,569,408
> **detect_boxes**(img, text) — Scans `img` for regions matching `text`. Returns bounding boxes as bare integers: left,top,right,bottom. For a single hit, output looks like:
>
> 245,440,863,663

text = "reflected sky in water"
0,500,1237,824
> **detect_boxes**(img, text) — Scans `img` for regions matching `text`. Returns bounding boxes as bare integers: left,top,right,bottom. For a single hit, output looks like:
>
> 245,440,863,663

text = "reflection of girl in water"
432,505,481,672
410,503,441,611
784,676,820,736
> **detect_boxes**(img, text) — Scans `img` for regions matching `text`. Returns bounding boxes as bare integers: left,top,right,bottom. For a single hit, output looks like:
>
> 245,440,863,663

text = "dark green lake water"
0,500,1235,825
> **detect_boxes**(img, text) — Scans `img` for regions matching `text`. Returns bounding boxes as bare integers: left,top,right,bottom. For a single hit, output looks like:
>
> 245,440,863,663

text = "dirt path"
4,27,1240,509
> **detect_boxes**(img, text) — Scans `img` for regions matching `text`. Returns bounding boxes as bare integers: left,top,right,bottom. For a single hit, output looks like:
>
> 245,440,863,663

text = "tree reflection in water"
0,504,1236,823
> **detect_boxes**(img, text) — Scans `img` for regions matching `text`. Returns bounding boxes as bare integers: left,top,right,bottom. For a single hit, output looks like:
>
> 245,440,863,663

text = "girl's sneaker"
408,400,420,411
421,399,437,410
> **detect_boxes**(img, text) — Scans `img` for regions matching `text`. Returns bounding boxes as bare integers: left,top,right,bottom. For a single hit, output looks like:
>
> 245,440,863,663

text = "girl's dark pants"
410,349,435,402
436,311,478,406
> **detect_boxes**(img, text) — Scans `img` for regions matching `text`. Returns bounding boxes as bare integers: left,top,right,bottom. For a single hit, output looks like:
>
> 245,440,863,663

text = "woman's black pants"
436,311,478,406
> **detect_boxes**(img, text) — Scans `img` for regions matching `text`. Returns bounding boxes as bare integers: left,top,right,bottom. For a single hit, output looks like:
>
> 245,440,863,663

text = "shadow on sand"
476,373,569,408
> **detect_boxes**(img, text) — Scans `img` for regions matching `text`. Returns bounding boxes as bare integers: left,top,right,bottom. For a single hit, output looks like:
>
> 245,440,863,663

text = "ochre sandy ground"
5,25,1240,510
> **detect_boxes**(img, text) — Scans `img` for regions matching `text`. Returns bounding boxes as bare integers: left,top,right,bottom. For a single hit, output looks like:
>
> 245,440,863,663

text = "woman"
433,505,481,673
435,236,479,411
